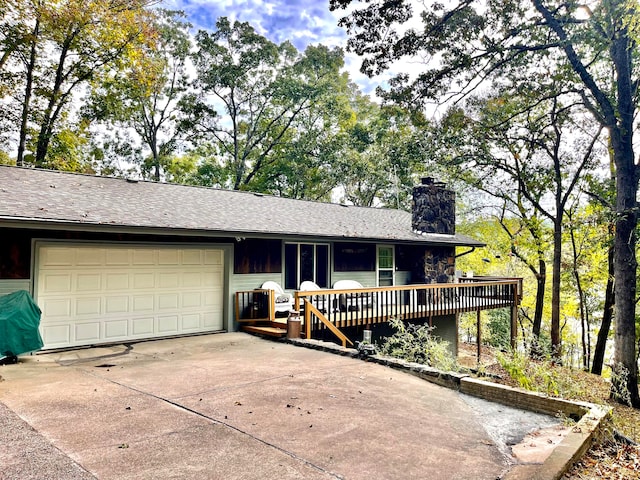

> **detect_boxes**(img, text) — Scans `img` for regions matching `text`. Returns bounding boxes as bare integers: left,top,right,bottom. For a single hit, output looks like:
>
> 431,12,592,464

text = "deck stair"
240,321,288,338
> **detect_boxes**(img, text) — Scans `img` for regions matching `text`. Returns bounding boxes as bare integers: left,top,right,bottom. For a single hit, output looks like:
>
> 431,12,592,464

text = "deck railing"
235,289,273,323
235,279,522,347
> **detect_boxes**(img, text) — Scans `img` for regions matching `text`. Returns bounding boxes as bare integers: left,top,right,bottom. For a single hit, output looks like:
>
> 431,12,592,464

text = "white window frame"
376,245,395,287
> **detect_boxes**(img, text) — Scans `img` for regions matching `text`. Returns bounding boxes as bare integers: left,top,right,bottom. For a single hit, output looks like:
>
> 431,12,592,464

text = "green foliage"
184,18,348,193
496,350,532,390
497,350,582,398
610,363,633,407
335,101,429,208
4,0,155,168
333,0,640,406
378,317,459,372
0,150,14,166
486,309,511,351
88,8,192,181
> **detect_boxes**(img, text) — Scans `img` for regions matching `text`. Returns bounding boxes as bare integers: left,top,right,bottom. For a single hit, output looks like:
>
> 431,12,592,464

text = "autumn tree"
1,0,155,170
331,0,640,407
88,9,191,181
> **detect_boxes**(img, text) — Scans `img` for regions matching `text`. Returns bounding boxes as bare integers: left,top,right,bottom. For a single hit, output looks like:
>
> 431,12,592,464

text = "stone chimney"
412,177,455,235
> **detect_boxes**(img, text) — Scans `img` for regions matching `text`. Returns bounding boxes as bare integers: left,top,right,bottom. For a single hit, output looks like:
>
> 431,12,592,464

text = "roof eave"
0,217,485,247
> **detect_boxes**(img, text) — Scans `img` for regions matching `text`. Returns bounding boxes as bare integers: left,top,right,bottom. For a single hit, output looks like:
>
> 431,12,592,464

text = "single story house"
0,165,489,351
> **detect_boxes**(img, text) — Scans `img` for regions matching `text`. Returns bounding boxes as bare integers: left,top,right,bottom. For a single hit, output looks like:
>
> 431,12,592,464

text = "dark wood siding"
0,230,31,279
233,238,282,274
0,228,234,279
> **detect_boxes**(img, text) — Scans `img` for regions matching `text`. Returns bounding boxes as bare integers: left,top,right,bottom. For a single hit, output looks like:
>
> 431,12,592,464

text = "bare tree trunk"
569,217,590,370
592,245,614,375
530,259,546,358
550,217,562,359
17,19,39,166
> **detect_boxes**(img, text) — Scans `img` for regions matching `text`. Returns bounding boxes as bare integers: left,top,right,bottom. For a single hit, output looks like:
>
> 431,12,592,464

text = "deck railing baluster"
293,279,521,345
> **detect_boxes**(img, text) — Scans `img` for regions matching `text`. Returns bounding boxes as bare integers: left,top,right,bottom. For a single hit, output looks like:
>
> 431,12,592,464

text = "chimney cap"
420,177,446,188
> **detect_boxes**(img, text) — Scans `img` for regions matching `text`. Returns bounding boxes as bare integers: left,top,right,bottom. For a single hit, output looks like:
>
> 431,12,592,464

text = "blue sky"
158,0,389,95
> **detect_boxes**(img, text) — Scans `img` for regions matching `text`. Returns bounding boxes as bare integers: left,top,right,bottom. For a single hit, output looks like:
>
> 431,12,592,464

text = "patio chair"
332,280,374,312
260,281,294,316
299,281,328,313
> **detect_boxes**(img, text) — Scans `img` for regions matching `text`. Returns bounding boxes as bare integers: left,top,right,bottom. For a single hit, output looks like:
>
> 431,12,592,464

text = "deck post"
510,304,518,350
476,310,482,362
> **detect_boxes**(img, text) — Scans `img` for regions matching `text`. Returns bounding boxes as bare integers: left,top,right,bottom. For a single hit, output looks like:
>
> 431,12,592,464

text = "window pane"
378,270,393,287
316,245,329,288
378,247,394,269
300,244,314,285
284,244,297,290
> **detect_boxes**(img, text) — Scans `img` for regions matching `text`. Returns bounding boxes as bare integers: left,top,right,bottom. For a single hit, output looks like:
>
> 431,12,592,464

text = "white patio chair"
332,279,374,312
260,281,294,316
298,281,328,313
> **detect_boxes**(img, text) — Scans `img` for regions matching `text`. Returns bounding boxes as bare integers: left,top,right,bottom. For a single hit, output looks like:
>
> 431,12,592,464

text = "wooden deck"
237,278,522,347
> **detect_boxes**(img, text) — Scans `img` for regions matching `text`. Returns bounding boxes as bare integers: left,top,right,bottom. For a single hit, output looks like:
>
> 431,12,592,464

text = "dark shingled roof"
0,166,483,246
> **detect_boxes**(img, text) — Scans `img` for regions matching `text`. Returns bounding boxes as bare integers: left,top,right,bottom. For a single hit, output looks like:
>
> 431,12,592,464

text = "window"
377,245,395,287
284,243,329,290
334,242,375,272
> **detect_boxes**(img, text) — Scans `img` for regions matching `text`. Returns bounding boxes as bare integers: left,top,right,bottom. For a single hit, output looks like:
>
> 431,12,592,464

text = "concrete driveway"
1,333,544,479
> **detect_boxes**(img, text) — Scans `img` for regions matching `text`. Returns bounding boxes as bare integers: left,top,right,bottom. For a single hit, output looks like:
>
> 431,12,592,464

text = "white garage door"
36,244,225,349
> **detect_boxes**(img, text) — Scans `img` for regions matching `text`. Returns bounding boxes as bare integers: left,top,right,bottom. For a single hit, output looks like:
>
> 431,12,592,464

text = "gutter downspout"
455,247,476,258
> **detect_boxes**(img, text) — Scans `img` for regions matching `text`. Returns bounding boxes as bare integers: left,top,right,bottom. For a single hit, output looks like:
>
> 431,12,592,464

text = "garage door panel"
105,296,129,313
76,273,102,291
104,320,128,339
133,295,154,312
158,272,179,288
106,249,130,265
158,249,180,265
182,314,201,330
133,273,155,289
75,322,101,342
132,317,154,336
41,298,71,318
204,250,223,265
41,247,75,267
183,272,202,287
203,312,221,328
158,293,179,310
182,250,202,265
106,273,129,291
76,297,101,316
157,315,178,333
42,325,71,347
132,249,155,265
182,292,201,308
37,245,225,349
76,248,104,266
203,271,222,288
43,273,72,293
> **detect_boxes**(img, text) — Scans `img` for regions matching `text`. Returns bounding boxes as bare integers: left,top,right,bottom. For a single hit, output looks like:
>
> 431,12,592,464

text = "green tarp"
0,290,44,357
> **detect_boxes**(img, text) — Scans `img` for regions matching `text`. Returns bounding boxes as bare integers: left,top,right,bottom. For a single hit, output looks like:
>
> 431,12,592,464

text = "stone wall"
416,246,456,284
411,177,455,235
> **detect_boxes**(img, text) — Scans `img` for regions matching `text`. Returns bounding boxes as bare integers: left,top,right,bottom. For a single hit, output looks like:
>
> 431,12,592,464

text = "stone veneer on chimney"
412,177,455,235
411,177,456,284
